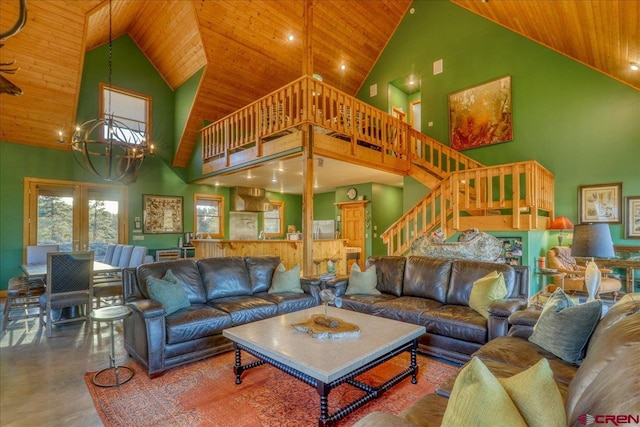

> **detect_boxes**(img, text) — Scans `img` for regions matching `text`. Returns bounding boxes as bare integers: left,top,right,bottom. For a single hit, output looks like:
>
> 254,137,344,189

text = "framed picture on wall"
143,194,184,234
449,75,513,150
498,237,522,265
625,196,640,239
578,183,622,224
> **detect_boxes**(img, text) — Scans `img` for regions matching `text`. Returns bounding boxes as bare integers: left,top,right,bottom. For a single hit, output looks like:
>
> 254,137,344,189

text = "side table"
91,305,134,387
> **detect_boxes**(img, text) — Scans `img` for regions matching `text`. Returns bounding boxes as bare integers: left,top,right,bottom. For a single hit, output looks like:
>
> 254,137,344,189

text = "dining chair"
102,244,117,265
39,251,94,338
2,244,60,337
94,246,147,308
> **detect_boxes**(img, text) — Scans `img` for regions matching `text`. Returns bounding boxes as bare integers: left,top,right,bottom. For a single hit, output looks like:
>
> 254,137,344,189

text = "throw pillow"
146,270,190,315
441,357,527,427
529,288,602,365
345,263,380,295
268,263,303,294
469,271,508,318
499,359,567,427
442,357,566,427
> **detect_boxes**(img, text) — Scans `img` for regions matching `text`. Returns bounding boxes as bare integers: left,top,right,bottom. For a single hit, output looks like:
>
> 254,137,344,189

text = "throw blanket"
411,228,502,261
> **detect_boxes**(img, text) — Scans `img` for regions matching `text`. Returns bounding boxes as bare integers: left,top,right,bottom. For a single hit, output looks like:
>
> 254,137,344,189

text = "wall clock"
347,188,357,200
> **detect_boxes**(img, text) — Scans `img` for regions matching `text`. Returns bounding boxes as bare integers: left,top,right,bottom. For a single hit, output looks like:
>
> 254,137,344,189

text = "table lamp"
571,223,615,302
548,216,574,246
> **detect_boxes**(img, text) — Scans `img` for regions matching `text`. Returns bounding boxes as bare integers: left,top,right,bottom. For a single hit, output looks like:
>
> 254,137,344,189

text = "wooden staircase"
200,75,555,256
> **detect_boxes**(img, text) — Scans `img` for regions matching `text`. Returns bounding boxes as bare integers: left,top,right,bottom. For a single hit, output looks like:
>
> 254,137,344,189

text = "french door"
24,178,128,261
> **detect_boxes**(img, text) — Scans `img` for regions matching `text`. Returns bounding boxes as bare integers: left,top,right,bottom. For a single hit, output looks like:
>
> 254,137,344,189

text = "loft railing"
200,76,481,178
381,161,555,255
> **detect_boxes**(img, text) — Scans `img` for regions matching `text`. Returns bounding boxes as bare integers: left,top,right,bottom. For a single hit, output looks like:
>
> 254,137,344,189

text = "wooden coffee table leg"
316,381,331,427
233,344,244,384
411,339,418,384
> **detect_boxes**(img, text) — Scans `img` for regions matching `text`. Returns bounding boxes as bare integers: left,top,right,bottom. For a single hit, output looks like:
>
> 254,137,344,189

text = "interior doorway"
388,74,421,131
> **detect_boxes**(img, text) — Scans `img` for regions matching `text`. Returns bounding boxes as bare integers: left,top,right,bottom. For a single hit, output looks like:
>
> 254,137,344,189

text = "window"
263,201,284,238
25,178,128,259
194,194,224,238
100,83,151,144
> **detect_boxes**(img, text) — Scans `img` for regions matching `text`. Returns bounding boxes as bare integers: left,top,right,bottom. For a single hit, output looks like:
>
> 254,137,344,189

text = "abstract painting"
449,75,512,150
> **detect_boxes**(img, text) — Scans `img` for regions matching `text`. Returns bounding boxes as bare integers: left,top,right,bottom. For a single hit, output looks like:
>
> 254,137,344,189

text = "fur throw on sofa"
410,228,502,261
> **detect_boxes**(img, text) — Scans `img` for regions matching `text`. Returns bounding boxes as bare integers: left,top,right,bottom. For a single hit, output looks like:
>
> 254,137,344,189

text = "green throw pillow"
442,357,566,427
441,357,527,427
268,263,303,294
499,359,567,427
469,271,508,319
345,264,380,295
529,288,602,365
146,270,190,315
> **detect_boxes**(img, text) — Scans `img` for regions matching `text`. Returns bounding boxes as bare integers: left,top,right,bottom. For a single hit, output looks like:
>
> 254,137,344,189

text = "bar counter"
192,239,351,275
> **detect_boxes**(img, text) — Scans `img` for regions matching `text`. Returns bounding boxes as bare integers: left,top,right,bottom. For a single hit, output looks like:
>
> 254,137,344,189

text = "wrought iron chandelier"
57,0,153,183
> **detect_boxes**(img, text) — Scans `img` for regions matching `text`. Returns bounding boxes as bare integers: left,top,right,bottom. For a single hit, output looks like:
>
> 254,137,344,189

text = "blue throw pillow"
146,269,190,315
529,289,602,365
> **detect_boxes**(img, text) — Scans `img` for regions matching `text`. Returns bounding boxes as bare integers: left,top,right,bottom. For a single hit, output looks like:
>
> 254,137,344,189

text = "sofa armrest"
487,298,528,340
124,299,167,377
300,278,322,304
507,306,542,339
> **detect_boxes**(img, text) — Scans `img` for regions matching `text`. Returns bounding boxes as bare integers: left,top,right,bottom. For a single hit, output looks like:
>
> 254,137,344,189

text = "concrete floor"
0,301,131,427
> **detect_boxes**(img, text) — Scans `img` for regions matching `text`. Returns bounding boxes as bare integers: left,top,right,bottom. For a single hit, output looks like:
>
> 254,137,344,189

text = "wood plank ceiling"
1,0,638,169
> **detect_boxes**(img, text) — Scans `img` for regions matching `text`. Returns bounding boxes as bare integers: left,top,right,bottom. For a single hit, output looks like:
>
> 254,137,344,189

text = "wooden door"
341,202,366,271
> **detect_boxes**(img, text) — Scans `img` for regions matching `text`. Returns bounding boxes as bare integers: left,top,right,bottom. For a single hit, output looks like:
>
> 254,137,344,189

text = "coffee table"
222,306,425,426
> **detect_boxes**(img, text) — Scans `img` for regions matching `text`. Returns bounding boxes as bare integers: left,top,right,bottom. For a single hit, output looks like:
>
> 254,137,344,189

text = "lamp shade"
548,216,574,230
571,224,615,258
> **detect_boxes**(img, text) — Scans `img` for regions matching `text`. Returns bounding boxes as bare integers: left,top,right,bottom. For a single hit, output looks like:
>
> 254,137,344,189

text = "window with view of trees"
263,200,284,238
25,178,127,260
194,194,224,239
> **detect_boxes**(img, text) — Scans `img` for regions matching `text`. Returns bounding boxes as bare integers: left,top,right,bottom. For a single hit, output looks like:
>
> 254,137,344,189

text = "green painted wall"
175,68,205,156
388,84,409,115
314,192,337,221
372,184,404,256
358,0,640,249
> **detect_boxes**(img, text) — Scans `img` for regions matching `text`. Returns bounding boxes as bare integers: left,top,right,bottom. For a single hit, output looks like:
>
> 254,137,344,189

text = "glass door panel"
87,189,121,261
36,186,78,252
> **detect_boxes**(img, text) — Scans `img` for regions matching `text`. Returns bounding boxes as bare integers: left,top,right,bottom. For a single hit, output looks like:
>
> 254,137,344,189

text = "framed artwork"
143,194,184,234
497,237,523,265
625,196,640,239
449,75,512,150
578,183,622,224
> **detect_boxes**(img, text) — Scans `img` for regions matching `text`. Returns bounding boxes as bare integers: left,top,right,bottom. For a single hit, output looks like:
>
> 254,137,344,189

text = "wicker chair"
547,246,621,299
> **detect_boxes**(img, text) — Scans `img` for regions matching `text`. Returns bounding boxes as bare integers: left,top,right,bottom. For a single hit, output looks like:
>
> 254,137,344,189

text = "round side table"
91,305,134,388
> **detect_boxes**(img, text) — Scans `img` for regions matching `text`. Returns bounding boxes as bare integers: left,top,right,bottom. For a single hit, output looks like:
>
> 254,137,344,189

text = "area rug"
85,351,458,427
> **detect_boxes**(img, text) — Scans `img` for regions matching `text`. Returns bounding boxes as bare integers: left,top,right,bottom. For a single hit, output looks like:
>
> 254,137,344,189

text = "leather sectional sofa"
333,256,530,363
123,256,320,377
353,292,640,427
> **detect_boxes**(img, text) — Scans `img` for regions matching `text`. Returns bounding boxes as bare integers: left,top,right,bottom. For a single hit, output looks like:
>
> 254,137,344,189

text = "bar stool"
313,259,325,275
91,306,134,387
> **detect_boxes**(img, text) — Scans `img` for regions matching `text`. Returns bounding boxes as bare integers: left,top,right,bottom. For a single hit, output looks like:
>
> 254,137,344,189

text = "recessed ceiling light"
631,62,639,71
287,34,294,42
340,64,346,71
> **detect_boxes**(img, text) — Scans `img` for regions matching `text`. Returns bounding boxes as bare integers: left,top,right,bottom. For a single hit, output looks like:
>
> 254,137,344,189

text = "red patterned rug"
85,351,457,427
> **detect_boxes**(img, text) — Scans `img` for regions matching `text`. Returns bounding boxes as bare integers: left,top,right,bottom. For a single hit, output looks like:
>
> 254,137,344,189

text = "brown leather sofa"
336,256,530,363
123,256,321,377
352,293,640,427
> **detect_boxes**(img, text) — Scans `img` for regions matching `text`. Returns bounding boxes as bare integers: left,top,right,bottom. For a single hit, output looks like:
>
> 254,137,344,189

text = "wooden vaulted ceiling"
1,0,638,169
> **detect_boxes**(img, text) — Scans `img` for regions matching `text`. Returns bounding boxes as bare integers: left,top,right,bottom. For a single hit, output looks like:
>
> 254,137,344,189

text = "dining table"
20,261,122,320
20,261,121,279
